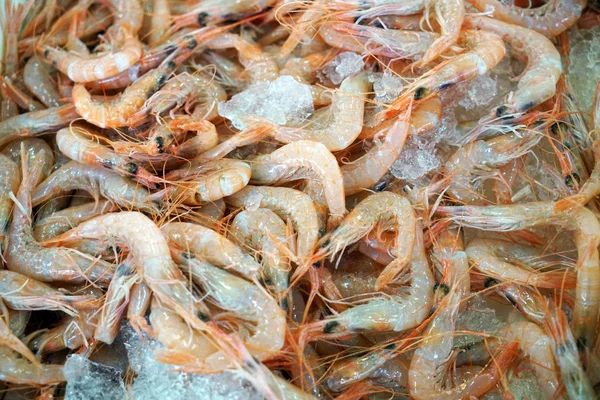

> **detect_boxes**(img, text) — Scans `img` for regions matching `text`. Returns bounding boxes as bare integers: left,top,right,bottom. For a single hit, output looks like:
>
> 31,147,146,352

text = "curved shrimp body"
463,16,562,116
231,209,291,298
225,185,321,260
250,140,346,221
39,30,143,83
327,346,397,392
443,130,541,204
162,222,261,280
72,58,179,128
173,253,286,372
0,155,19,245
32,161,158,213
555,140,600,212
343,108,411,195
45,212,209,331
23,56,62,108
301,222,432,343
0,348,65,385
466,0,585,37
272,74,370,151
34,200,119,242
127,281,152,335
166,159,251,205
206,33,279,84
56,127,160,188
1,138,55,183
438,202,600,346
7,157,113,285
30,307,99,354
0,104,79,147
319,22,438,60
419,0,465,66
316,192,416,290
466,238,576,289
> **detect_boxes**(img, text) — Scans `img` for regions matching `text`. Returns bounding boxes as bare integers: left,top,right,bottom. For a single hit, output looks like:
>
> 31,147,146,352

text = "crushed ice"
320,52,365,85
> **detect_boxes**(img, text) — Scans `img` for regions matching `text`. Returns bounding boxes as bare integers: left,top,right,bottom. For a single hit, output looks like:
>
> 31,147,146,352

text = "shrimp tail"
374,257,410,290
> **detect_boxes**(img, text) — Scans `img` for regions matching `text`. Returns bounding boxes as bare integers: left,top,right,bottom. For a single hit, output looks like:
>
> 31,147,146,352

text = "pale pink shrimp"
44,212,212,335
148,0,171,46
231,209,291,299
343,107,411,195
312,192,416,290
30,306,99,354
438,202,600,347
419,0,465,66
0,348,65,385
300,221,432,344
0,76,44,112
1,138,55,184
250,140,346,222
162,222,261,280
556,140,600,212
463,16,562,117
23,56,62,108
165,159,251,205
319,22,438,60
0,155,19,248
466,0,585,37
225,185,321,260
127,281,152,336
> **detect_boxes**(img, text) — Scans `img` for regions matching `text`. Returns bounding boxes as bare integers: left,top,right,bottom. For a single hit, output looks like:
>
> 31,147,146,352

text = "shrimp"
127,281,152,336
466,0,585,37
250,140,346,222
299,221,433,343
56,127,160,188
148,0,171,46
206,33,279,84
171,250,286,373
443,130,541,204
0,104,79,147
161,222,261,280
343,107,411,195
23,56,62,108
225,185,320,260
419,0,465,66
30,306,99,354
0,308,41,366
0,348,65,385
7,152,113,285
312,192,416,290
463,16,562,117
466,238,576,289
438,202,600,347
231,209,291,300
0,155,19,249
165,159,251,205
0,76,44,112
555,140,600,212
383,30,505,120
32,161,158,214
319,22,438,60
72,57,179,128
1,138,55,185
44,212,212,336
33,200,119,242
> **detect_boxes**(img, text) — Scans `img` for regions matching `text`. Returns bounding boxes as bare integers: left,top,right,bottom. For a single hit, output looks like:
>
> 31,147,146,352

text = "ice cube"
64,355,126,400
218,75,314,130
370,69,404,105
321,52,365,85
568,26,600,112
390,130,441,182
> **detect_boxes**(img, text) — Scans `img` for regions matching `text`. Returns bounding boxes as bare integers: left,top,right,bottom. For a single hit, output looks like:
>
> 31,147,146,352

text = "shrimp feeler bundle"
0,0,598,398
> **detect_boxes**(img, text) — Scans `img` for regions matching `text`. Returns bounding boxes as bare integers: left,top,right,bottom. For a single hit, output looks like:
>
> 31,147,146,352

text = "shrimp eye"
318,227,326,237
155,136,164,153
198,312,210,322
312,261,321,269
565,173,580,190
576,337,587,350
324,321,339,333
197,12,209,26
495,105,508,117
414,87,427,100
384,343,396,350
43,49,50,59
483,278,499,288
184,36,198,50
181,251,195,259
164,44,177,55
374,180,387,191
125,162,139,175
436,283,450,295
280,298,289,311
550,121,567,136
437,82,454,91
262,276,273,286
370,20,384,29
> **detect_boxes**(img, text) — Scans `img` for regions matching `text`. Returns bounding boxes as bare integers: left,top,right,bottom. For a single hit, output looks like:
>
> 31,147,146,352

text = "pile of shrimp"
1,0,600,398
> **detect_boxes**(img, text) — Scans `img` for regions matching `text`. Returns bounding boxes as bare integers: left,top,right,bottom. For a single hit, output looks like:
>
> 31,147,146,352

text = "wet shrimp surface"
0,0,599,399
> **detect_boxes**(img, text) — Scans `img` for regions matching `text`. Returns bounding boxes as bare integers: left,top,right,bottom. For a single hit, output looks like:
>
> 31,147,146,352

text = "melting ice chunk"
321,52,365,85
218,75,314,130
568,26,600,112
64,355,126,400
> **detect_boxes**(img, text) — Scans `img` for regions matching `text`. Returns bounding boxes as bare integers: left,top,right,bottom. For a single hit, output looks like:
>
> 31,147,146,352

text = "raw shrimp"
0,76,44,112
172,250,286,372
225,185,321,260
23,56,62,108
0,313,39,369
56,127,160,188
443,130,541,204
419,0,465,66
0,155,19,248
33,200,119,242
463,16,562,117
300,222,433,342
148,0,171,46
556,140,600,212
32,161,158,213
466,238,576,288
7,153,113,284
1,138,55,183
0,348,65,385
231,209,291,299
438,202,600,347
343,107,411,195
30,307,98,354
250,140,346,222
313,192,416,290
0,105,79,147
44,212,211,334
127,281,152,335
161,222,260,280
72,57,179,128
319,22,439,60
165,159,251,204
466,0,585,37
